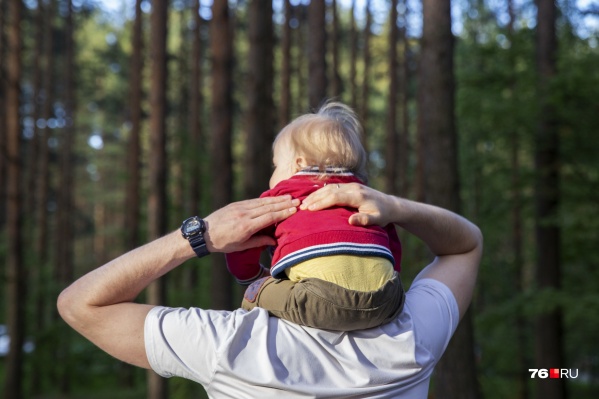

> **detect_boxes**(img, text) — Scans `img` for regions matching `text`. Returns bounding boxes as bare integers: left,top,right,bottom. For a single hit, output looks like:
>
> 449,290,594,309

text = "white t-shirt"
144,278,459,399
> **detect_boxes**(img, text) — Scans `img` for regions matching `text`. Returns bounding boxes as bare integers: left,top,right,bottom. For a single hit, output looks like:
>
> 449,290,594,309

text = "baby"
225,101,404,331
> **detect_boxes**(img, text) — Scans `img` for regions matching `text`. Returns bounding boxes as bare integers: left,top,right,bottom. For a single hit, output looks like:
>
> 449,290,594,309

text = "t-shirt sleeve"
144,306,240,385
404,278,460,360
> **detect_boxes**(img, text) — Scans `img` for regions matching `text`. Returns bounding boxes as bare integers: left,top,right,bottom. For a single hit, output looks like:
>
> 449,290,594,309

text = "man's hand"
204,195,299,253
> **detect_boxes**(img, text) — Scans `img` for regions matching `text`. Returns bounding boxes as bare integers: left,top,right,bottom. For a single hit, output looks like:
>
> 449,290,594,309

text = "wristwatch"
181,216,210,258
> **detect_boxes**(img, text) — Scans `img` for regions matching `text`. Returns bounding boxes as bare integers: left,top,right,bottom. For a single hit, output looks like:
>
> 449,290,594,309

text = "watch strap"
188,233,209,258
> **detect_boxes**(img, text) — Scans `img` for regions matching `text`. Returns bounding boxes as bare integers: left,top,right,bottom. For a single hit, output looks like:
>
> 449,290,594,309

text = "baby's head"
269,102,367,189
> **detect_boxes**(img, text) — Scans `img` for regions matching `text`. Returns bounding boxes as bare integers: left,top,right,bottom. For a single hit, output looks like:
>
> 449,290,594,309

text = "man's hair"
275,101,368,182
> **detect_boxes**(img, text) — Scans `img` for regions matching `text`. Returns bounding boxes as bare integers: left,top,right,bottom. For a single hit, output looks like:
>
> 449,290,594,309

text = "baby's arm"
225,247,271,285
385,224,403,273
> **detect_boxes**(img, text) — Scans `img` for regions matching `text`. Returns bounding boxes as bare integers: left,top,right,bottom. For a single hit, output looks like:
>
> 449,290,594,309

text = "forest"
1,0,599,398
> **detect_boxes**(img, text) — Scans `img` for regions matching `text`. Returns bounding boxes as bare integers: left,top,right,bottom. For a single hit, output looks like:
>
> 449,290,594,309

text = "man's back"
144,278,459,399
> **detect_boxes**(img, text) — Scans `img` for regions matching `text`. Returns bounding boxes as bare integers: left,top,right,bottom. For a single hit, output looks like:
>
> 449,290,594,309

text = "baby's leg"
241,277,304,324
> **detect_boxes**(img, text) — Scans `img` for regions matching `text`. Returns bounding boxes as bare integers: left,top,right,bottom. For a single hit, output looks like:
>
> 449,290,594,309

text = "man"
58,183,482,398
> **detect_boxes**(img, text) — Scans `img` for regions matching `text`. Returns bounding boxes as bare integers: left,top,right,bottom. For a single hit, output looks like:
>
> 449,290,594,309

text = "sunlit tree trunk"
534,1,565,398
417,1,480,398
210,0,234,310
308,0,327,109
385,0,398,194
3,0,24,397
245,0,274,200
147,0,169,397
279,0,291,128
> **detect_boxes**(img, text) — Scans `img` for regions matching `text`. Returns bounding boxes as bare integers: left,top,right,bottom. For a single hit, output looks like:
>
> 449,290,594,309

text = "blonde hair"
275,101,368,182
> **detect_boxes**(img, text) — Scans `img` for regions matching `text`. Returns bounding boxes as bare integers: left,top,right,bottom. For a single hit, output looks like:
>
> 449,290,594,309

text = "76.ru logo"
529,369,579,379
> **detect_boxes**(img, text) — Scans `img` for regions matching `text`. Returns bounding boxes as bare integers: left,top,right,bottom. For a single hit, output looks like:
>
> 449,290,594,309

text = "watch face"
184,218,202,236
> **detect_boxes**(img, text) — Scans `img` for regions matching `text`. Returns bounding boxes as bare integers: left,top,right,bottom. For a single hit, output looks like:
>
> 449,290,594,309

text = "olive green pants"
241,272,404,331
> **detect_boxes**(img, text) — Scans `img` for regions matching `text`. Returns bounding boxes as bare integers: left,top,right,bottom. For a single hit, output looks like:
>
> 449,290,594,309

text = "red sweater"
226,169,402,284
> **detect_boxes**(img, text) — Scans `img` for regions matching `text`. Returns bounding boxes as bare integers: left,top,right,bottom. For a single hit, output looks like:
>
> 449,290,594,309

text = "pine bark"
244,0,274,199
3,0,24,397
360,0,372,143
398,0,410,197
385,0,399,194
417,1,481,398
308,0,327,109
330,0,342,98
0,0,5,228
534,1,565,398
147,0,169,397
25,1,44,224
279,0,291,128
210,0,234,310
55,0,75,288
35,0,55,266
349,0,358,110
125,0,144,252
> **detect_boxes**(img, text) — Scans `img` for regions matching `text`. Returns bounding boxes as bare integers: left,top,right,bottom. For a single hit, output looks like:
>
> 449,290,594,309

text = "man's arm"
57,196,299,368
301,183,482,320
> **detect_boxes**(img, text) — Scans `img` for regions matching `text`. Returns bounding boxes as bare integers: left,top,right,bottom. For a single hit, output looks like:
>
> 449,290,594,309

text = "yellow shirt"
285,255,394,292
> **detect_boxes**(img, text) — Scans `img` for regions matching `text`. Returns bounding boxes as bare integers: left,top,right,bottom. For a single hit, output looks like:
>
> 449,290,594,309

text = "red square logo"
550,368,560,379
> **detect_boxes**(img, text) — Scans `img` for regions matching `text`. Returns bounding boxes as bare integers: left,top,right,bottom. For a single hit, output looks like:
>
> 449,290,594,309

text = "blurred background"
1,0,599,398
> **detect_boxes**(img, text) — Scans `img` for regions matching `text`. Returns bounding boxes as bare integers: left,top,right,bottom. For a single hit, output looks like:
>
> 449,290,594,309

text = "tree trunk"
23,6,47,396
125,0,144,252
3,0,24,397
398,0,410,197
279,0,291,128
385,0,399,195
185,0,204,292
25,0,44,227
210,0,234,310
36,0,55,267
417,1,481,398
296,4,307,112
330,0,342,98
122,0,145,388
0,0,5,229
360,0,372,146
308,0,327,109
171,10,189,225
147,0,169,397
534,1,565,398
349,0,358,111
244,0,274,200
56,0,75,293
